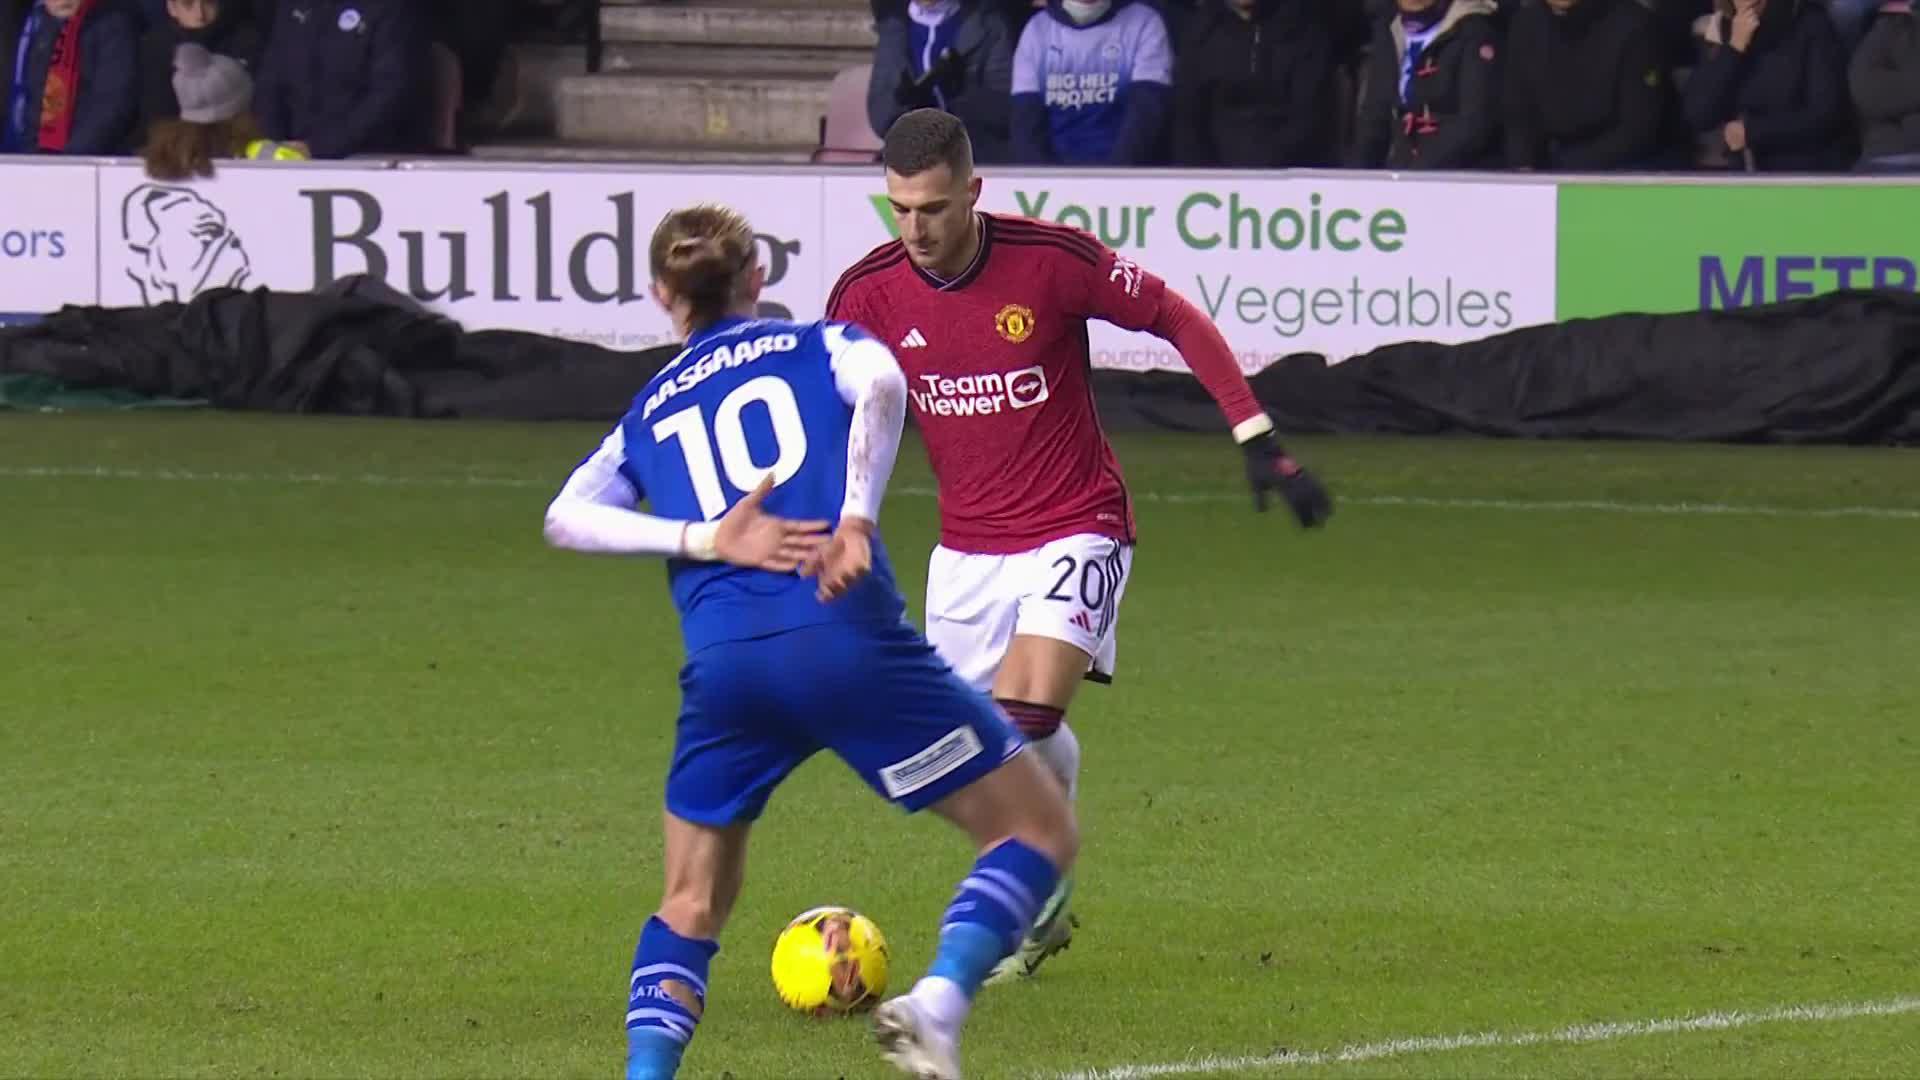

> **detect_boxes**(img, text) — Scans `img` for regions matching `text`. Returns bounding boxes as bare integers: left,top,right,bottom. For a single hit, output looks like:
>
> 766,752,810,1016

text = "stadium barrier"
4,157,1918,373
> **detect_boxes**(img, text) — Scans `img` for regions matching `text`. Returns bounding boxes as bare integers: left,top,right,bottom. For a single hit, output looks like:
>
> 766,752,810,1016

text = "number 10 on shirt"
652,375,812,520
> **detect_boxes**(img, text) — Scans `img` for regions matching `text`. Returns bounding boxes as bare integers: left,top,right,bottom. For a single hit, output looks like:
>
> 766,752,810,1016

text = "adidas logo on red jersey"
899,328,928,349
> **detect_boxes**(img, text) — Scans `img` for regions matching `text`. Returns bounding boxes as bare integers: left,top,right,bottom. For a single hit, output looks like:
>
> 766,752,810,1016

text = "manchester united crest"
995,304,1036,344
41,73,70,120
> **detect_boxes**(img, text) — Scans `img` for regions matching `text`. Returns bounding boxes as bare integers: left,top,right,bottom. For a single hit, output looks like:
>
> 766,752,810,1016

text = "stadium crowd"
0,0,544,164
1,0,1914,173
870,0,1920,172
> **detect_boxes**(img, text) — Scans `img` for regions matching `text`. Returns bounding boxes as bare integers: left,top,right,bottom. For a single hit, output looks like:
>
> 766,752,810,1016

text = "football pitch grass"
4,413,1917,1079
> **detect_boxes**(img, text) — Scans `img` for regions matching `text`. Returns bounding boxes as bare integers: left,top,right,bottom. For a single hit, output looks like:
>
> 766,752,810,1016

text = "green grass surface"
3,414,1917,1079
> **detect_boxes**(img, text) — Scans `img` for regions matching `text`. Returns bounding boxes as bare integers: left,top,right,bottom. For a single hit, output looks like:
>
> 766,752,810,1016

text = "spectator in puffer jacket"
1850,0,1920,170
869,0,1015,162
1350,0,1502,168
254,0,428,158
138,0,260,144
3,0,140,153
1683,0,1851,170
1011,0,1174,163
1504,0,1669,170
1173,0,1337,167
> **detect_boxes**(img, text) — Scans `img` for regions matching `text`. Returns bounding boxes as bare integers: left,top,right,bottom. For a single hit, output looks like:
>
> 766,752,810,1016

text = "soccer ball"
770,906,890,1016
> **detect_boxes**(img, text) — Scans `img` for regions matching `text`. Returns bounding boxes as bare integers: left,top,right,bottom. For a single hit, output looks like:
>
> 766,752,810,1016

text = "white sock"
911,975,970,1033
1030,722,1081,802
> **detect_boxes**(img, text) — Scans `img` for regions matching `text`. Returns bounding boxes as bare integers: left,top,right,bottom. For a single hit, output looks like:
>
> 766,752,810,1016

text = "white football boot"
873,995,962,1080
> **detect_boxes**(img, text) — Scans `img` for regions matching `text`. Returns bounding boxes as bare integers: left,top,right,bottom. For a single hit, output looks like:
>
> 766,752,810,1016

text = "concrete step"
600,41,869,79
468,138,817,164
557,73,831,149
602,0,876,50
491,42,585,137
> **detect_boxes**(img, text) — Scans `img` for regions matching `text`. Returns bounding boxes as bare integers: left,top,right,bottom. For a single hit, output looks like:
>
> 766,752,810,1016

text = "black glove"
894,65,932,108
1242,431,1333,528
911,47,963,95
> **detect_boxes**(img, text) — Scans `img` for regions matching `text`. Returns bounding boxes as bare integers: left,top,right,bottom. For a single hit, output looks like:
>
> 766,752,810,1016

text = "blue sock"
625,916,718,1080
927,839,1060,998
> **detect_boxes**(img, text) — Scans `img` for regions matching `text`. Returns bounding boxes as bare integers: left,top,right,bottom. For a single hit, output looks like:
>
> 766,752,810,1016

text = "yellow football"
770,906,890,1016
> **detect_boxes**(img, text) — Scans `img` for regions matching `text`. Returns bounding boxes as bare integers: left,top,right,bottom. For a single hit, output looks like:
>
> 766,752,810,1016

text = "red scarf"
36,0,99,152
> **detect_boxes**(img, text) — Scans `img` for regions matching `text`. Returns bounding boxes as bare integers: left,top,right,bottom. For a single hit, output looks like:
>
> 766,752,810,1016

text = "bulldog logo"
122,185,252,304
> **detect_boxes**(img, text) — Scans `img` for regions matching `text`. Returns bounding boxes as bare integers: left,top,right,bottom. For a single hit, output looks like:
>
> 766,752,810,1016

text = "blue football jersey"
617,316,906,652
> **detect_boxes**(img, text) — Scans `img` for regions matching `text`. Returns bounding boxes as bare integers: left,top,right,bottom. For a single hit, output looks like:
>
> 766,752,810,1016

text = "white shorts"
925,534,1135,693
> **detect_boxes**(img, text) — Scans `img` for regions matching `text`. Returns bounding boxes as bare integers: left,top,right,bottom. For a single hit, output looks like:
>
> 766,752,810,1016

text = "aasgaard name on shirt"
642,333,799,420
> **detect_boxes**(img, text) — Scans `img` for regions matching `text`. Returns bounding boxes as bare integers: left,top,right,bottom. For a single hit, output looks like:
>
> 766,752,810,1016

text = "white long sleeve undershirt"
540,428,719,558
827,326,908,526
541,324,907,559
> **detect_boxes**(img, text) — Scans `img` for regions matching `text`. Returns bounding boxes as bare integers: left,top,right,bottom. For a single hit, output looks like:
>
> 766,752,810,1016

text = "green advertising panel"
1556,184,1920,321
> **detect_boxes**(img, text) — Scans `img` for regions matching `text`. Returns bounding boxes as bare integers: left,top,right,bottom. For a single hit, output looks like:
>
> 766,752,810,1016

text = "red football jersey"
827,214,1161,555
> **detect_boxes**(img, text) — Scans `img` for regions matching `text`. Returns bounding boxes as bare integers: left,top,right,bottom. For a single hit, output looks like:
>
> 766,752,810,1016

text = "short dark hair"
882,109,974,179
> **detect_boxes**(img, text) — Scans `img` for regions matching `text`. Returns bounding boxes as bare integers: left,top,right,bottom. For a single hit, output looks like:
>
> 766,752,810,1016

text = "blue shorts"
665,619,1024,827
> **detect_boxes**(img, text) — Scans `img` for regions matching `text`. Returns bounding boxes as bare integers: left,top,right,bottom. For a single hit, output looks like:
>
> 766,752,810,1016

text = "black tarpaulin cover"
3,284,1918,444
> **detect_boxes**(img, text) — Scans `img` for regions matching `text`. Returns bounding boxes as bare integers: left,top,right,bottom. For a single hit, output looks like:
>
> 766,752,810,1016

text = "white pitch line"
1052,995,1920,1080
0,465,540,489
1340,493,1920,521
4,465,1919,521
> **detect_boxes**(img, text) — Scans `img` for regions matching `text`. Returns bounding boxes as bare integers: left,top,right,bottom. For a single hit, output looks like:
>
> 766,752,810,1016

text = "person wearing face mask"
868,0,1016,163
1349,0,1502,169
1504,0,1670,170
2,0,140,154
1010,0,1175,163
136,0,258,144
1682,0,1852,170
1173,0,1340,167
